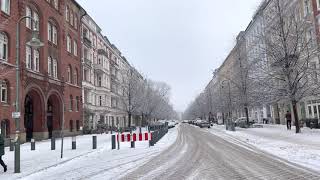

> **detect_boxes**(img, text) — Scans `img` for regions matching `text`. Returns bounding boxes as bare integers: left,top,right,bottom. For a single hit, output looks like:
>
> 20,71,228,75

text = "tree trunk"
245,106,249,125
292,100,300,133
222,113,225,124
128,113,132,127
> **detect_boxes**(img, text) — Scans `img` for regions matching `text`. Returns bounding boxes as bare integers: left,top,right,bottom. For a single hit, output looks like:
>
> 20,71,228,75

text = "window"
33,11,39,30
317,0,320,10
67,66,72,83
26,6,32,28
73,41,77,56
53,59,57,78
26,46,32,69
53,0,58,10
69,95,73,111
1,0,10,14
65,6,69,22
98,76,102,87
74,15,78,29
33,49,39,72
53,26,57,44
99,96,102,106
0,81,8,103
74,68,78,85
75,96,79,111
0,32,8,61
26,6,39,30
48,57,52,76
70,10,74,26
304,0,311,16
48,22,58,45
67,35,71,52
47,22,52,41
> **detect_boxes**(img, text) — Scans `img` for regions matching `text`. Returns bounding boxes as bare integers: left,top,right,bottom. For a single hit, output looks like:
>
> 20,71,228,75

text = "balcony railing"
98,49,108,57
84,58,92,67
93,63,104,73
83,36,92,48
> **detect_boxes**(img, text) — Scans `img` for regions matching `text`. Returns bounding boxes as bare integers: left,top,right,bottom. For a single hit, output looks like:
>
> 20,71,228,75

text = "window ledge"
0,11,10,18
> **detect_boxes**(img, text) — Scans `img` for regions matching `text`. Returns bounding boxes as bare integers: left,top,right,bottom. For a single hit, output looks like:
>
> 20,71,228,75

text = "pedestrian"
285,111,292,130
0,133,7,172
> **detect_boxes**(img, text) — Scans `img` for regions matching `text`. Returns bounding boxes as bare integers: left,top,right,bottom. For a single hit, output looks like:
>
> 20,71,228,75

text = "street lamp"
14,16,44,173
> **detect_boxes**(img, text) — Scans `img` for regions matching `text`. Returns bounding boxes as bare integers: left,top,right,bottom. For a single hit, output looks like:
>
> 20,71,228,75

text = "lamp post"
14,16,44,173
221,80,232,131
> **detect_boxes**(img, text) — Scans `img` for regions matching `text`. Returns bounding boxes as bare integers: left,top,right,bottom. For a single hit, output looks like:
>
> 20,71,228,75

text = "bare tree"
254,0,320,133
119,68,145,127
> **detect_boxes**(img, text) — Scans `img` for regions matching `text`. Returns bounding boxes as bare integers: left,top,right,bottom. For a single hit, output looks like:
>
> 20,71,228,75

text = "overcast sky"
77,0,261,112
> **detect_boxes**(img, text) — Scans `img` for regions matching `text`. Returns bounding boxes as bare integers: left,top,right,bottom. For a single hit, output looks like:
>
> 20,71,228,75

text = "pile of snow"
0,126,179,180
209,124,320,171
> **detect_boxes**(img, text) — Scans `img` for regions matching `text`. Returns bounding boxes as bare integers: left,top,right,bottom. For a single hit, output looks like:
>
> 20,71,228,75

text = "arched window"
47,22,52,41
48,21,58,45
33,11,39,30
74,15,78,30
65,6,69,22
48,56,52,76
53,0,58,10
33,49,39,72
26,6,32,28
0,32,8,61
26,6,40,30
70,10,74,26
1,0,11,15
73,40,77,56
52,25,57,44
26,46,32,69
0,80,8,103
74,68,78,85
53,58,57,78
67,35,72,52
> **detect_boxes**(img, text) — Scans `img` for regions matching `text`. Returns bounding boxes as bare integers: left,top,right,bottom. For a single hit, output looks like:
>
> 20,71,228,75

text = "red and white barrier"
117,132,152,142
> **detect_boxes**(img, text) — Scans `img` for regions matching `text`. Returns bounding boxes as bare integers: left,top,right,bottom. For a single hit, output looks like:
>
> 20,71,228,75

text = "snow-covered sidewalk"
208,124,320,171
0,126,179,180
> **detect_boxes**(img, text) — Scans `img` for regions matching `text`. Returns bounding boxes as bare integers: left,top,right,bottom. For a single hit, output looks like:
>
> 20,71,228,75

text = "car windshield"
1,0,320,179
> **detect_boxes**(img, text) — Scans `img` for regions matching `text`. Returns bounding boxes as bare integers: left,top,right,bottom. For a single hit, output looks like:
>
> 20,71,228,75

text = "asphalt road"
121,124,320,180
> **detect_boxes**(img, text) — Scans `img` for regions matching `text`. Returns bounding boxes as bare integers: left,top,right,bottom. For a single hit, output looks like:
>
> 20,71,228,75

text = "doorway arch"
24,89,45,142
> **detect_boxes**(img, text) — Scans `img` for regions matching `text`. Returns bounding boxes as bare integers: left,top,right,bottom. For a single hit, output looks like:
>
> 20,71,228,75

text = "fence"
149,125,169,146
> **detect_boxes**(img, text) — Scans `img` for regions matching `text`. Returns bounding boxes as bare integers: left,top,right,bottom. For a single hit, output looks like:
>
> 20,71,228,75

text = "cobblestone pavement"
122,124,320,180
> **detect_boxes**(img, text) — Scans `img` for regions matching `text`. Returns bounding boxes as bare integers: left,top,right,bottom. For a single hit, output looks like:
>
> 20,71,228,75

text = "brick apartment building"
0,0,85,142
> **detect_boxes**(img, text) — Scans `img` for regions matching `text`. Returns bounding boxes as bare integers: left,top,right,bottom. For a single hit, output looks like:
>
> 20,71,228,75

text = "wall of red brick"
0,0,83,141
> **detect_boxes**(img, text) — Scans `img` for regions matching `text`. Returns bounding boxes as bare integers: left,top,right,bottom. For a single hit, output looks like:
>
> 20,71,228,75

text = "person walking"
0,133,7,172
285,111,292,130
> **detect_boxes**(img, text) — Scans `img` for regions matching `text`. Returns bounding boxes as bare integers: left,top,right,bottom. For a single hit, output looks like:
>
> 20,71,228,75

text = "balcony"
83,36,92,48
93,63,105,73
98,49,108,57
84,58,92,67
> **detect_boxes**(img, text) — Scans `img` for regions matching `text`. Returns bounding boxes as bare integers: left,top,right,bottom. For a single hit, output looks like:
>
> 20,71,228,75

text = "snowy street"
1,124,320,179
0,127,178,180
123,124,320,180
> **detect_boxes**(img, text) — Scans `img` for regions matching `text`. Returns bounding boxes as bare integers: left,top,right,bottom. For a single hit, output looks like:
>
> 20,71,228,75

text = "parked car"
195,119,203,126
199,121,211,128
182,120,189,123
168,121,176,128
234,117,255,127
